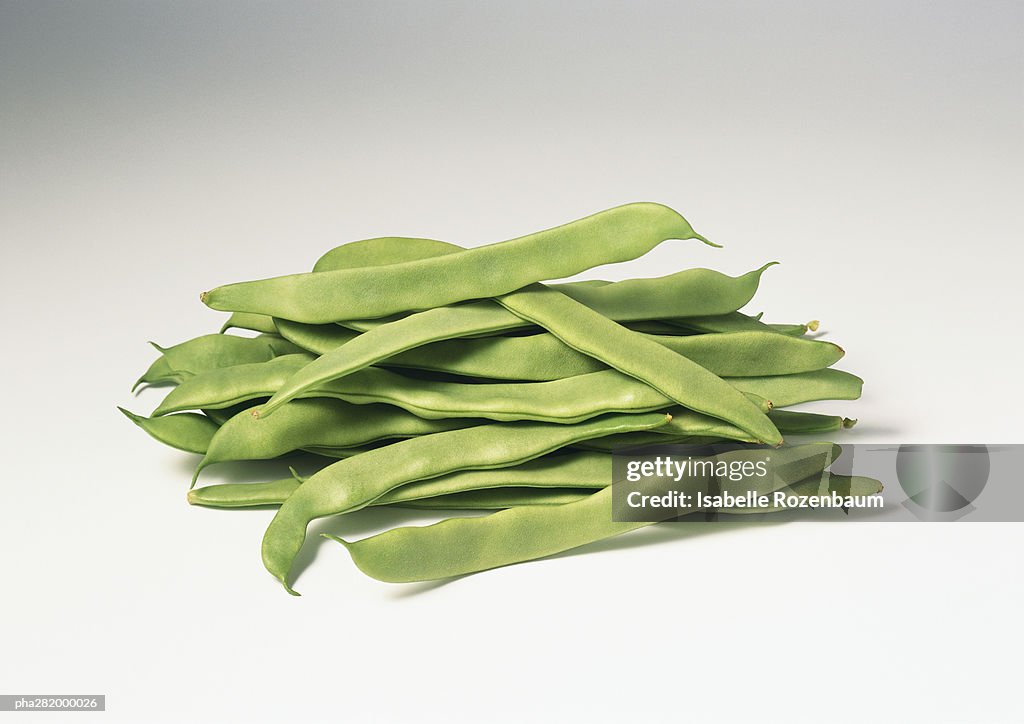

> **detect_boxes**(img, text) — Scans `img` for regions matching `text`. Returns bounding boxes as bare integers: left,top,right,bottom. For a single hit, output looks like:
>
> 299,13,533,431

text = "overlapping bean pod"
123,202,875,591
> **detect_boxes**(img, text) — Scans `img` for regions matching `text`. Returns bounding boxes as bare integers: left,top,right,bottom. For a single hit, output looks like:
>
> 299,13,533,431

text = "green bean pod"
149,333,304,378
496,285,782,445
153,356,783,428
195,399,482,483
673,312,815,336
202,203,714,322
312,236,459,272
767,410,856,435
727,369,863,408
330,444,867,582
220,312,279,335
397,488,595,509
189,451,613,508
261,412,673,593
259,258,777,417
275,322,844,381
119,407,218,455
132,355,186,391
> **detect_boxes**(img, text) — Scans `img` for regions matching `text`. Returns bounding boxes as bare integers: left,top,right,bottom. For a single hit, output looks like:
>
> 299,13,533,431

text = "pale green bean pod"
261,412,674,593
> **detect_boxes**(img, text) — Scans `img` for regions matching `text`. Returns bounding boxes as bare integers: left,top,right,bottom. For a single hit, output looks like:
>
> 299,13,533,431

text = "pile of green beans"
123,202,872,592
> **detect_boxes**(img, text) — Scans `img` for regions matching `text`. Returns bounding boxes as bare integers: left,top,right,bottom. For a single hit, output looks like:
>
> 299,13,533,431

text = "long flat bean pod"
195,399,483,482
496,285,782,445
189,451,613,508
202,203,713,322
275,321,843,380
767,410,856,435
727,369,863,408
261,412,673,593
155,357,775,428
673,312,815,337
139,333,303,385
330,444,865,582
119,408,218,455
220,312,279,335
259,259,776,416
132,355,185,391
397,488,596,509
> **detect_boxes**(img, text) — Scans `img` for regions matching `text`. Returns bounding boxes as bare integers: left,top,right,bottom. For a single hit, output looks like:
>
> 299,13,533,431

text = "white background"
2,2,1022,722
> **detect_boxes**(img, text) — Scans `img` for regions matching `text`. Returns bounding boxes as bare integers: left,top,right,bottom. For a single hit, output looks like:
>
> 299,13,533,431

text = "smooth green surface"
260,261,776,415
121,202,871,593
728,369,863,408
276,322,843,380
333,444,872,582
398,488,595,509
203,202,713,322
220,312,279,335
261,412,673,593
119,407,218,455
189,451,613,508
154,355,823,427
496,285,782,445
196,399,481,481
150,333,303,377
767,409,856,435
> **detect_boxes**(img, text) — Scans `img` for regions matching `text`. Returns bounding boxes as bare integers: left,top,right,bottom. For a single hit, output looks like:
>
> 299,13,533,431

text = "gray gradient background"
2,2,1021,722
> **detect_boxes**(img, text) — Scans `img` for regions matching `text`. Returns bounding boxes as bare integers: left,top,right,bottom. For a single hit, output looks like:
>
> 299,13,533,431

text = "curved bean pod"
324,267,775,333
274,319,358,354
495,285,782,445
390,330,840,380
315,236,772,331
202,202,713,322
330,443,860,582
259,258,776,417
220,312,279,335
398,488,595,509
312,236,459,272
188,451,613,508
131,355,184,391
155,357,769,427
767,410,857,435
276,319,843,381
261,412,673,593
119,407,218,455
728,369,863,408
195,399,482,482
673,313,814,337
153,355,311,416
155,333,303,376
189,477,302,507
